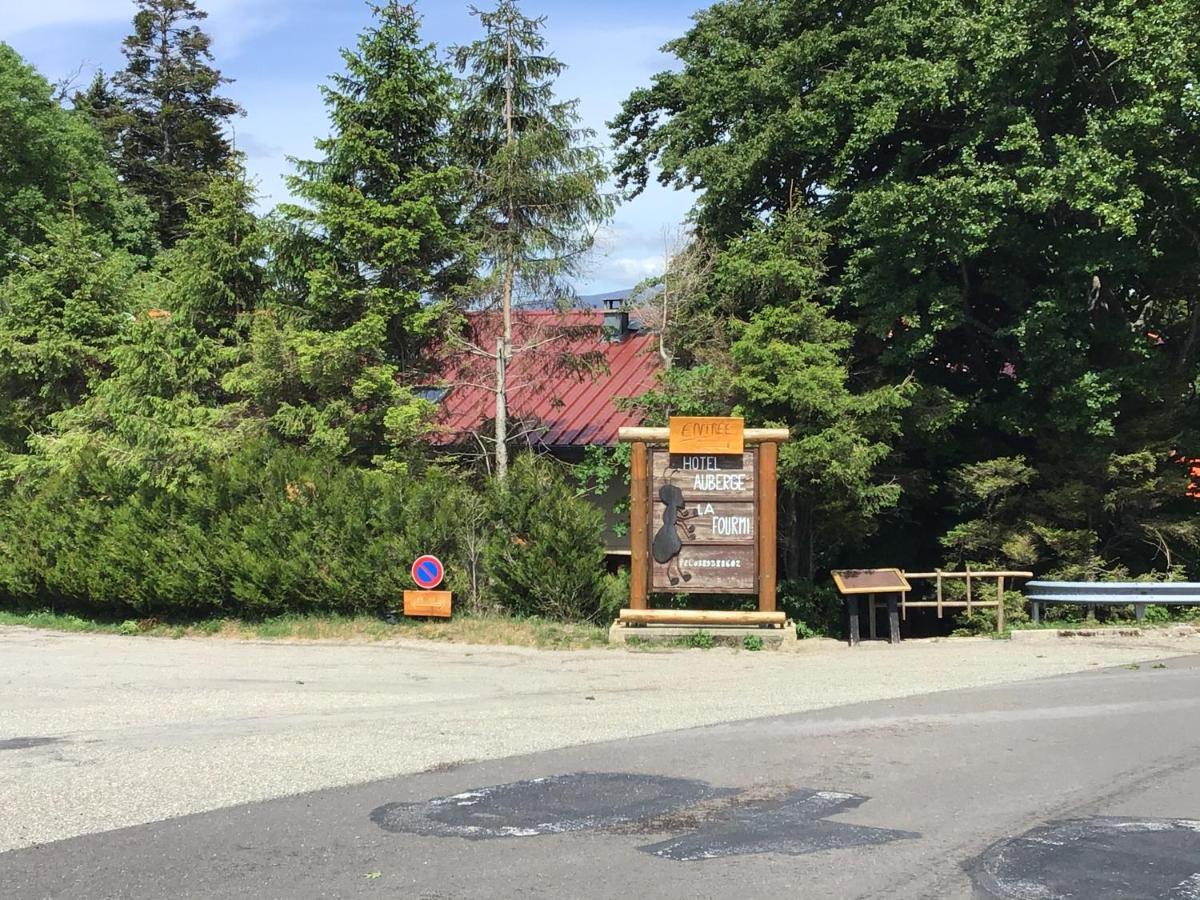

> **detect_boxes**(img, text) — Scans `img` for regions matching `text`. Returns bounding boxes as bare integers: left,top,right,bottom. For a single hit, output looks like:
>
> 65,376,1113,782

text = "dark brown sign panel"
649,449,758,594
651,544,756,592
651,452,756,500
650,501,755,543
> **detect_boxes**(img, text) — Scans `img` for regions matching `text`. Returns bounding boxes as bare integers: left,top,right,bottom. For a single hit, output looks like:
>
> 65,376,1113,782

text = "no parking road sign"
410,555,445,590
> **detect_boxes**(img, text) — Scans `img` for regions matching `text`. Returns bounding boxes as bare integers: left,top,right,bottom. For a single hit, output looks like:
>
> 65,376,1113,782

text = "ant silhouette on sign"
653,482,696,585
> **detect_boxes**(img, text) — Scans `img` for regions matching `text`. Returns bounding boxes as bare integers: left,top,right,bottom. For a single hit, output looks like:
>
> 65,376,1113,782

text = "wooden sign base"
403,590,453,618
618,608,785,628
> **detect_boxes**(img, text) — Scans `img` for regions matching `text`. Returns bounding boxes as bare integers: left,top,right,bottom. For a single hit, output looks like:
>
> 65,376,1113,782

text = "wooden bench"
1025,581,1200,623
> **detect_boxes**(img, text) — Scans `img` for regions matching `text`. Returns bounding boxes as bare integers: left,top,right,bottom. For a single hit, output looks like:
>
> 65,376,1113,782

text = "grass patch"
1010,617,1192,632
0,609,609,650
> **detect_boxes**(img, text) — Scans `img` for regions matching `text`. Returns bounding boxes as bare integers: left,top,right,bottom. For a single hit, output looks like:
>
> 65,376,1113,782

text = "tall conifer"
254,1,469,466
451,1,613,479
113,0,242,247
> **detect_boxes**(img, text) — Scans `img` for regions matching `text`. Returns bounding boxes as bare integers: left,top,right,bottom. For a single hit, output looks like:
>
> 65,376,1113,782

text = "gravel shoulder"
1,625,1197,853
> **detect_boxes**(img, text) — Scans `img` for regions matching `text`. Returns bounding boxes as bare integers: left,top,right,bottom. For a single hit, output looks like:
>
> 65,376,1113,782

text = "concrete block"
608,621,799,650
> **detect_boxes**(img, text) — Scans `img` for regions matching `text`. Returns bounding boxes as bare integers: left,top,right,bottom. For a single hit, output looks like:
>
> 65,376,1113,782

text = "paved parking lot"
2,625,1197,857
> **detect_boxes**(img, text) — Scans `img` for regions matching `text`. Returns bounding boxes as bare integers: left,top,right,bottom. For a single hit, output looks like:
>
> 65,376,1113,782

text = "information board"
830,568,912,595
648,449,757,594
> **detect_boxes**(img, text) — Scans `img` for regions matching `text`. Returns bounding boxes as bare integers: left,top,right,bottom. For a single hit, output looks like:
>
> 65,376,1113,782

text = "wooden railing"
900,570,1033,632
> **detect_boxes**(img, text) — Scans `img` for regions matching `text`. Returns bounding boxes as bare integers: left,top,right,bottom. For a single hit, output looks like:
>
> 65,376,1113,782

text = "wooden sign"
668,416,744,455
648,449,757,594
404,590,453,618
830,569,912,595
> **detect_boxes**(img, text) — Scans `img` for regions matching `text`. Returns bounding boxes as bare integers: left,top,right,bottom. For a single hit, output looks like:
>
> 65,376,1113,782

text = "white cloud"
609,255,664,280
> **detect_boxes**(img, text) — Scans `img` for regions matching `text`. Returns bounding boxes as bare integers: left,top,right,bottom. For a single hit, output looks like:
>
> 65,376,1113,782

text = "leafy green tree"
451,0,614,479
249,1,468,469
0,46,158,454
113,0,242,247
0,44,152,277
632,211,911,580
615,0,1200,578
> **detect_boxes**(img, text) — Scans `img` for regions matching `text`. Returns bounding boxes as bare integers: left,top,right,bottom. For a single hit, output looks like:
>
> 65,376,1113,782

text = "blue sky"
2,0,704,294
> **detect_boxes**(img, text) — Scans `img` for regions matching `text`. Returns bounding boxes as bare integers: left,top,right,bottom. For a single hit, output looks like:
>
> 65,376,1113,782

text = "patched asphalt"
971,817,1200,899
370,772,736,839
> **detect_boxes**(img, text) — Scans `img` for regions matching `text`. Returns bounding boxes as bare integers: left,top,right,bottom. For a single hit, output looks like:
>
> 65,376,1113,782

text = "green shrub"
599,568,630,621
795,619,820,640
0,442,413,619
778,579,842,638
483,455,606,621
954,588,1031,634
1142,604,1171,624
742,634,763,651
0,445,612,625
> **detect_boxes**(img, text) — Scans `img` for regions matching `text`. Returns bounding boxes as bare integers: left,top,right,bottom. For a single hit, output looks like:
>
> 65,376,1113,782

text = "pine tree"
113,0,242,247
249,1,469,467
451,0,614,479
276,0,468,353
0,219,141,455
71,70,130,171
157,162,264,337
26,167,267,490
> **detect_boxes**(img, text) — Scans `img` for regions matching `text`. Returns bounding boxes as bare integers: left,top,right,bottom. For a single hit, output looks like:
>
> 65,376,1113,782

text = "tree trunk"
784,492,801,582
807,501,815,585
494,28,516,481
496,258,513,480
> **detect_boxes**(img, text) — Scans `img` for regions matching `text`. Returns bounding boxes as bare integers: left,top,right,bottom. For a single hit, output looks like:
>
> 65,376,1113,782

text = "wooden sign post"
830,568,911,646
619,422,788,626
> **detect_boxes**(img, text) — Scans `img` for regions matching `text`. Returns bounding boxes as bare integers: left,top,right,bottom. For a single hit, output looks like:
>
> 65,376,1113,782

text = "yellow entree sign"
668,416,744,455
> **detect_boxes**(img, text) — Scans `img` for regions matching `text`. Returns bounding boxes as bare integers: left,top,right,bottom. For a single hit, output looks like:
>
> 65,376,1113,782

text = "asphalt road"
3,652,1199,899
6,625,1195,855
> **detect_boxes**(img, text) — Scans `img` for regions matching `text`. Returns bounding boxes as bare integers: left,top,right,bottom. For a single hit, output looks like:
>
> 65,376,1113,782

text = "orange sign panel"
403,590,453,618
668,416,744,455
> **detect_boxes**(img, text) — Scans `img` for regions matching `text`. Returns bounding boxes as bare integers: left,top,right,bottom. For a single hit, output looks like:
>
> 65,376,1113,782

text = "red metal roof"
429,310,661,448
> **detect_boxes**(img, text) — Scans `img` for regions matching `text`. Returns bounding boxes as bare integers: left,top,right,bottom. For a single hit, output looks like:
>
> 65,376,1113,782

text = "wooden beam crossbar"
618,609,786,628
618,427,790,444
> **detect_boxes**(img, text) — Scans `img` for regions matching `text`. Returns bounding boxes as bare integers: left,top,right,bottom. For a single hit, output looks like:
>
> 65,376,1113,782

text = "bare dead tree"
629,228,716,371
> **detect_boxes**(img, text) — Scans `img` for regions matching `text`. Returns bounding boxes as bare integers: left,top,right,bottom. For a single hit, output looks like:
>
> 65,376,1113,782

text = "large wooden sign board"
620,421,787,619
649,449,758,594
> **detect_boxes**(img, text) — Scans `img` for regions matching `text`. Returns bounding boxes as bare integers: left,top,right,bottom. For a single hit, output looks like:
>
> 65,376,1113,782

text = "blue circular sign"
411,554,445,589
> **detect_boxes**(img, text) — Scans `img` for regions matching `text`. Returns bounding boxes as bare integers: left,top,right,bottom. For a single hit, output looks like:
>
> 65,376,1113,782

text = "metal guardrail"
1025,581,1200,623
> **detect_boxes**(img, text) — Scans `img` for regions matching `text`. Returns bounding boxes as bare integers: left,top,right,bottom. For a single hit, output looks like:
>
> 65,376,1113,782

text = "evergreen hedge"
0,446,607,622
